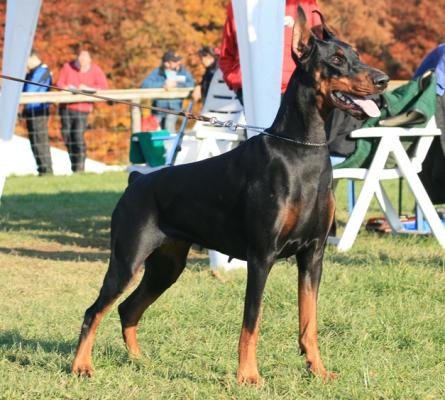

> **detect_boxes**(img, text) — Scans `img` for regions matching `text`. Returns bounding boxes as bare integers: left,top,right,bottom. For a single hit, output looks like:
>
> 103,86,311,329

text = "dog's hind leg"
72,219,162,377
118,238,191,357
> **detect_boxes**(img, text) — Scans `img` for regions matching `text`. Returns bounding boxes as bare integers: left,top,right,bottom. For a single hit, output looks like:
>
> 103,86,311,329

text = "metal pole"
167,101,193,166
131,99,142,134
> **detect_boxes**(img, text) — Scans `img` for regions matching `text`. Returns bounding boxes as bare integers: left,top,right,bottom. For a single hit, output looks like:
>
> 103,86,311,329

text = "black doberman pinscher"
72,8,388,384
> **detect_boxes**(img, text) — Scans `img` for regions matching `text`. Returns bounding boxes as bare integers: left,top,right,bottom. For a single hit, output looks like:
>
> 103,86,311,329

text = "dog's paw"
72,362,93,378
306,361,337,382
236,369,261,386
326,371,338,381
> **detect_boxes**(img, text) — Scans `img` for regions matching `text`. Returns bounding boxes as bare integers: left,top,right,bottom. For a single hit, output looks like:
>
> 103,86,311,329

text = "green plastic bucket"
129,130,169,167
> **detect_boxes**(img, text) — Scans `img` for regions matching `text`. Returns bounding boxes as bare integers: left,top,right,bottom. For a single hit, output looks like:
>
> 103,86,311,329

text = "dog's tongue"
347,95,381,118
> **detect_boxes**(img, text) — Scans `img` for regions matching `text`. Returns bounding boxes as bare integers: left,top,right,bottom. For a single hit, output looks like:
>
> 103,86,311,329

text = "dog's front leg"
237,256,274,385
296,247,336,381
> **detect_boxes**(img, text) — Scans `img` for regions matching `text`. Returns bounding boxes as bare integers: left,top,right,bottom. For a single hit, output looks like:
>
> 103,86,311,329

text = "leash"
1,74,326,147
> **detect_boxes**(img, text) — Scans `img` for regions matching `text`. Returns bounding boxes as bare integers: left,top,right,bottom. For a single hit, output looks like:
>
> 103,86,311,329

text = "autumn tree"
388,0,445,78
2,0,445,84
319,0,393,71
319,0,445,78
25,0,226,88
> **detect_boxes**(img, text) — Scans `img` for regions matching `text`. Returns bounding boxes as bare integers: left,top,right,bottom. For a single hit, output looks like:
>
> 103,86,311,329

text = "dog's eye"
330,56,344,66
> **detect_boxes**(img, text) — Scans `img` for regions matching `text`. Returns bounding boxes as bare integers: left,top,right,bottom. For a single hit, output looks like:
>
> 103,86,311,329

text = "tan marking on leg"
72,305,112,377
72,261,145,377
298,279,336,381
122,326,140,357
237,313,261,385
121,294,157,357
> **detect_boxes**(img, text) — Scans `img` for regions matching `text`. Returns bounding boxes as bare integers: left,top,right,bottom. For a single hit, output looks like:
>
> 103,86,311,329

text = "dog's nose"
373,74,390,89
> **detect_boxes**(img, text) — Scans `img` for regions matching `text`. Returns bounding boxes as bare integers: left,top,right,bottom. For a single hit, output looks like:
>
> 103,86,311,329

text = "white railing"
19,87,193,134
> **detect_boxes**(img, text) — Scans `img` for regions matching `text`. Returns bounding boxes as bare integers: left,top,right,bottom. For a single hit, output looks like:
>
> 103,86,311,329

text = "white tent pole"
0,0,42,202
232,0,285,138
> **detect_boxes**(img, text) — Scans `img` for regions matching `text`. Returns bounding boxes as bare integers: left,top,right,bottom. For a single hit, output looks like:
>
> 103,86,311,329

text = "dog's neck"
268,69,329,145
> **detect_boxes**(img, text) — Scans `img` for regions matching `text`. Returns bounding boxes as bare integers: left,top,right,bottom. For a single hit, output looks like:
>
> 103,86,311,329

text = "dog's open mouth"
330,91,381,118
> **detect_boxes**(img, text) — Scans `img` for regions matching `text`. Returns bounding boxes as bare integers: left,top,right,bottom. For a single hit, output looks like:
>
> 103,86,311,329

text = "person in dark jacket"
23,49,53,175
192,46,219,104
141,50,195,134
415,43,445,204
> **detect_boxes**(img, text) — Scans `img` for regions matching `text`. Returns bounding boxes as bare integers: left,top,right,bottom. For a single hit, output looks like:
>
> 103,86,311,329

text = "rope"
0,73,215,123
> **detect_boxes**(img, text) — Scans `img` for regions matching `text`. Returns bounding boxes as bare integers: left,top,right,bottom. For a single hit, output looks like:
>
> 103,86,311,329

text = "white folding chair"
189,68,247,269
329,116,445,251
190,68,245,161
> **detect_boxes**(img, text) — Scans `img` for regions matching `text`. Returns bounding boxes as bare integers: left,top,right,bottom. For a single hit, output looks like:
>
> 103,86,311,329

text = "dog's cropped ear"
312,10,336,41
291,6,315,62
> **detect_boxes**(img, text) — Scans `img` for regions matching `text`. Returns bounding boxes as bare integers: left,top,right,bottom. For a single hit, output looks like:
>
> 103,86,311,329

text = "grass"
0,172,444,399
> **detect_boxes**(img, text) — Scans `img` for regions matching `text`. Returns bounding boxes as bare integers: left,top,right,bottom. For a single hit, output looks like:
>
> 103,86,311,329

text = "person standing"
192,46,219,104
141,50,195,134
219,0,322,104
23,49,53,176
57,49,108,172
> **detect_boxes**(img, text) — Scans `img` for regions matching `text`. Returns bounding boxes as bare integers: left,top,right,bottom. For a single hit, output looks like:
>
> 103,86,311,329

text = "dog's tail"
128,171,143,185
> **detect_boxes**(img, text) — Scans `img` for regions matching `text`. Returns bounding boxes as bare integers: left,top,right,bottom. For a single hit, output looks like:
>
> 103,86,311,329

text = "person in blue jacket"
23,49,53,175
141,50,194,134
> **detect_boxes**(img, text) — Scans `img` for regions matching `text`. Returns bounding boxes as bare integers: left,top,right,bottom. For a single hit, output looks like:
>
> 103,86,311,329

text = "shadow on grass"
0,329,75,372
0,191,121,250
0,329,134,374
0,246,108,262
1,192,220,268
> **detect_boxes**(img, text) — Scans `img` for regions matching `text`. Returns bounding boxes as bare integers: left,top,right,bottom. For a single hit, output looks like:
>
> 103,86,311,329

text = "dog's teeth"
334,92,349,103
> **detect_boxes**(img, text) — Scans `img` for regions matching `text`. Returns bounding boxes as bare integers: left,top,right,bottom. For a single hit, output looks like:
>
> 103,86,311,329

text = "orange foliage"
1,0,445,163
319,0,445,78
1,0,443,86
28,0,227,88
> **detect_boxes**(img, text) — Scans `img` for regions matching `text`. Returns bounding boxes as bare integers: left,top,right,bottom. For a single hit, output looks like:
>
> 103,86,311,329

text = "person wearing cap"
22,49,53,176
192,46,219,104
141,50,195,134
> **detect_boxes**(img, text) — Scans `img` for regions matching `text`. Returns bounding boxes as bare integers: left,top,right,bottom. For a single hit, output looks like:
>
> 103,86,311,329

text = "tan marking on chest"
327,191,336,228
279,202,300,237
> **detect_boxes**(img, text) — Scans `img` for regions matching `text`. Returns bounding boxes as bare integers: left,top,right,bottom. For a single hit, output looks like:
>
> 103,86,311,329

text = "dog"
72,7,388,384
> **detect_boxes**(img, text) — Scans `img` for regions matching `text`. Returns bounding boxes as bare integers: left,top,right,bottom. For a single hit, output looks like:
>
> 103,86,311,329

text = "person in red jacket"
219,0,322,104
57,49,108,172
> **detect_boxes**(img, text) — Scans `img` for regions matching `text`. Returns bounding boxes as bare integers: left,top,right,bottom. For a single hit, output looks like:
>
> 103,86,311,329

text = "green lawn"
0,172,444,399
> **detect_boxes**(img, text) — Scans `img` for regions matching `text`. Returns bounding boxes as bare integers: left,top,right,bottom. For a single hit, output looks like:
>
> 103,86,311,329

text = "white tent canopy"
232,0,285,137
0,0,42,198
0,0,42,142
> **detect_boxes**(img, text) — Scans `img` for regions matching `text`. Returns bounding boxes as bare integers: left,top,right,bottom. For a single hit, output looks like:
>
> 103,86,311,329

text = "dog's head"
292,7,389,119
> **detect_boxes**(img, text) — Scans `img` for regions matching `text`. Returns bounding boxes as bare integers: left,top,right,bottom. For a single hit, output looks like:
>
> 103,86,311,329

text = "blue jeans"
154,112,178,134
